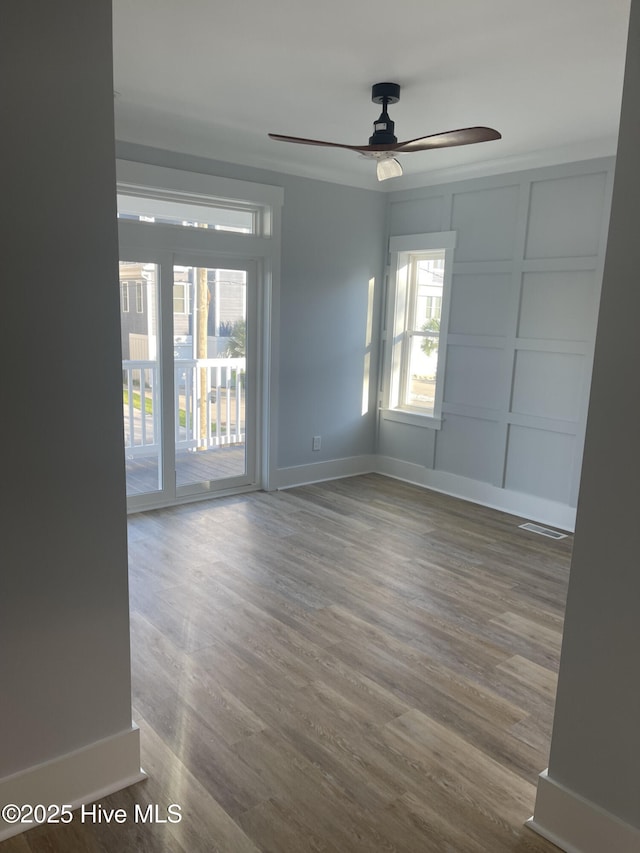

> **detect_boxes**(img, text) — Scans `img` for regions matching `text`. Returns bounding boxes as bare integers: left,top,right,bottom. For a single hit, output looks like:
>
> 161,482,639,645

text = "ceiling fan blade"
269,126,501,156
268,133,364,151
395,126,501,153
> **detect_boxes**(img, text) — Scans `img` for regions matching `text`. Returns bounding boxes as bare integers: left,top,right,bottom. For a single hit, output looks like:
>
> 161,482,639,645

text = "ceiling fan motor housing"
371,82,401,104
369,82,401,146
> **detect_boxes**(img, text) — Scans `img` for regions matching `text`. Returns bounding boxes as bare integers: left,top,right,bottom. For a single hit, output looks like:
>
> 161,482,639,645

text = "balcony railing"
122,358,246,456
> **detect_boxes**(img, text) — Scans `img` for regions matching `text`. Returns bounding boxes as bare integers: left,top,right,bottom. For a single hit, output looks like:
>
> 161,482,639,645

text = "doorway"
115,162,283,511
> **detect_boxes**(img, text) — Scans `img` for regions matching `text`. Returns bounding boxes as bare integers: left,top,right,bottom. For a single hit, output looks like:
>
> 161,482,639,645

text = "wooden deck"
125,445,246,495
4,474,571,853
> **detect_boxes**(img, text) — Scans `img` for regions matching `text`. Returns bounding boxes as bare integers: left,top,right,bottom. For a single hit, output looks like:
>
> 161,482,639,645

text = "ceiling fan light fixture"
376,156,403,181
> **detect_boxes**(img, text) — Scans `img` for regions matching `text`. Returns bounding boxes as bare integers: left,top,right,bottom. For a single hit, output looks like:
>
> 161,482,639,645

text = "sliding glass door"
172,259,256,497
118,253,259,510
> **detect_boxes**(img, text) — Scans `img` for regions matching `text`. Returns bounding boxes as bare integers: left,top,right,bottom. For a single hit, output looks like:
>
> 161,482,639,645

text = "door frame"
115,161,283,512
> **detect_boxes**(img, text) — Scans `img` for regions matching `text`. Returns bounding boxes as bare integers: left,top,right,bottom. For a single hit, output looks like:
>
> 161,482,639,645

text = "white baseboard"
0,726,146,841
527,770,640,853
374,455,430,489
274,454,376,489
274,453,576,531
374,455,576,532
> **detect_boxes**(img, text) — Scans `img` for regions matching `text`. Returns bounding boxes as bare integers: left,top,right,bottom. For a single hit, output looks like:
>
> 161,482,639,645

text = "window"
120,282,129,312
136,281,144,313
173,281,189,314
402,251,445,412
382,231,456,428
117,190,256,234
424,295,442,319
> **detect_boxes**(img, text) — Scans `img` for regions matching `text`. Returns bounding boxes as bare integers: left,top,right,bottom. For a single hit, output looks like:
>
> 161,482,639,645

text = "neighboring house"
118,262,150,359
118,259,245,359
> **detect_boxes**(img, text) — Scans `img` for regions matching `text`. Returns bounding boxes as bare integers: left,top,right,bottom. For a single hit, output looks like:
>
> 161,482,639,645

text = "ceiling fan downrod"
369,82,400,146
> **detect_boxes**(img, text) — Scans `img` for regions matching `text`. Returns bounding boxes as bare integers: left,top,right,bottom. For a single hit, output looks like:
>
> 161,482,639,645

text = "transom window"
117,190,256,234
382,231,456,428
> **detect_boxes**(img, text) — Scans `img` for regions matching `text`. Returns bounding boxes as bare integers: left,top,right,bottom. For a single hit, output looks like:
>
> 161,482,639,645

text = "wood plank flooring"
3,474,571,852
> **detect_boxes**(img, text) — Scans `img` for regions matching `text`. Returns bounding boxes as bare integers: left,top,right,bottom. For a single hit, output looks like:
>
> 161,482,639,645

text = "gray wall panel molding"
514,338,590,355
386,156,615,204
452,261,515,274
521,256,600,272
381,156,614,520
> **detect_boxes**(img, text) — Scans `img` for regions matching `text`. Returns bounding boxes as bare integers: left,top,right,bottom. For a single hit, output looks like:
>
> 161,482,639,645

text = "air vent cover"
519,522,567,540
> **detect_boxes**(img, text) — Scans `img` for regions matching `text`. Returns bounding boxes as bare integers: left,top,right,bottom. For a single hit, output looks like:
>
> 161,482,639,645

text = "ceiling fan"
269,82,501,181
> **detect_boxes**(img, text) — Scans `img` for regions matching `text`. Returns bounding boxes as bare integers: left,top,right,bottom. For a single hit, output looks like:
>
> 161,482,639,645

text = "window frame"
120,281,129,313
381,231,456,430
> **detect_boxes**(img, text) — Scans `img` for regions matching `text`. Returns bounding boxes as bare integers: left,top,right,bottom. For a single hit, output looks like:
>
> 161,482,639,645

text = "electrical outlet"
312,435,321,451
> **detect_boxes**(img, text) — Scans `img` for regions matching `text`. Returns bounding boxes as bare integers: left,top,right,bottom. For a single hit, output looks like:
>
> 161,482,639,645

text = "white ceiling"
112,0,631,191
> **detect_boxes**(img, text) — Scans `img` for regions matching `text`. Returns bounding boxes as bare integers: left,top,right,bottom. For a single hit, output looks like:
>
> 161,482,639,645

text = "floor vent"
519,522,568,540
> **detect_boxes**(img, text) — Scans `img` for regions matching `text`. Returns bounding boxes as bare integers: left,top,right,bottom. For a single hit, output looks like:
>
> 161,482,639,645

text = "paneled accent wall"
378,158,614,529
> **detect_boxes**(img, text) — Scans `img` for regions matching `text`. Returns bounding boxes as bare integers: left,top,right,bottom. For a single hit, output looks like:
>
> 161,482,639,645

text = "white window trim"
381,231,456,430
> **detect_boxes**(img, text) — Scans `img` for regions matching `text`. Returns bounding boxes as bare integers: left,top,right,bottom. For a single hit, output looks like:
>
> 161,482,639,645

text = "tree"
421,317,440,357
224,319,246,357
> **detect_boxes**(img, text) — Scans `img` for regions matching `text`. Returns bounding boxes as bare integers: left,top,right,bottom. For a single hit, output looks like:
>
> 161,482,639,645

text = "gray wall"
379,159,613,516
277,177,384,465
115,141,387,470
1,0,133,774
542,0,640,828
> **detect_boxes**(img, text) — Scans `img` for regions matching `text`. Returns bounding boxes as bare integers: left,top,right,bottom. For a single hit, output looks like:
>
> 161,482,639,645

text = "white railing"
176,358,246,449
122,358,246,456
122,361,159,457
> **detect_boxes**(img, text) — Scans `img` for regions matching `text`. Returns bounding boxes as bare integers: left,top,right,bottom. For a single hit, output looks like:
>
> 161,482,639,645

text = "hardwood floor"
3,474,571,852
